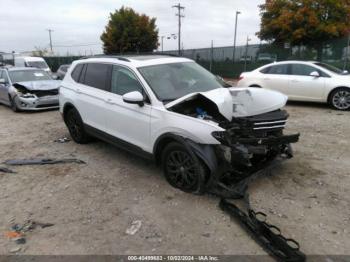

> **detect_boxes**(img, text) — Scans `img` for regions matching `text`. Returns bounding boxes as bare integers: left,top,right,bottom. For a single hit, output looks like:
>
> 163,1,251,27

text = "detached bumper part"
220,199,306,262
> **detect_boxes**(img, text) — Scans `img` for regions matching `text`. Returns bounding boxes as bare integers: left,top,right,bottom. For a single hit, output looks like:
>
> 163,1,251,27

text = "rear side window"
261,64,289,75
83,63,111,91
71,64,84,82
291,64,319,76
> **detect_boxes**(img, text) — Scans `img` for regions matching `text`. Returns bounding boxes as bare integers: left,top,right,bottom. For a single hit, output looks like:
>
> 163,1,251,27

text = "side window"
83,63,112,91
291,64,318,76
111,65,143,96
71,64,84,82
0,71,9,83
266,65,289,75
260,67,271,74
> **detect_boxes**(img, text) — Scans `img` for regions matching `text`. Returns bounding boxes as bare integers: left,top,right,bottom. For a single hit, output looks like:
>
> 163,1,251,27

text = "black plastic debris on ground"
216,167,306,262
0,167,16,173
8,220,54,249
4,158,86,166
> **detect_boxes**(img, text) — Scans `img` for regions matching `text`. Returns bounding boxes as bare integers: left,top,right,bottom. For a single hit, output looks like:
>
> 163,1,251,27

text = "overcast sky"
0,0,264,55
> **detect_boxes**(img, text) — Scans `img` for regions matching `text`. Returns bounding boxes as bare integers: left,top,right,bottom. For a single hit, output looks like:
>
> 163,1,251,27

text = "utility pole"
172,3,185,56
232,11,241,63
46,29,54,53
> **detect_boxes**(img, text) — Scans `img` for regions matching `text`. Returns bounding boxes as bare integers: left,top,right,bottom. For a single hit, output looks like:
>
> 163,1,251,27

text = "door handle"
263,78,271,80
76,88,81,94
291,79,299,83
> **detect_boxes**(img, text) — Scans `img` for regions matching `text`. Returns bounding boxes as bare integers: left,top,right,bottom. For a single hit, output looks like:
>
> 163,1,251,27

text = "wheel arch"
327,86,350,103
62,102,76,120
249,84,262,88
153,133,218,174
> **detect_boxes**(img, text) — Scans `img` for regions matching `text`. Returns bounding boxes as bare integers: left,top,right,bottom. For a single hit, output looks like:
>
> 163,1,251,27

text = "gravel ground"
0,101,349,256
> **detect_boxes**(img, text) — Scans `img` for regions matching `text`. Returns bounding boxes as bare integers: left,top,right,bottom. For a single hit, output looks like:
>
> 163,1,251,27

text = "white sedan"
237,61,350,110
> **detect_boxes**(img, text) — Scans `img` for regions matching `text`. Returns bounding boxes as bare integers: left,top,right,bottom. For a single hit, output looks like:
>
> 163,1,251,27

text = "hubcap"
333,90,350,110
166,150,198,189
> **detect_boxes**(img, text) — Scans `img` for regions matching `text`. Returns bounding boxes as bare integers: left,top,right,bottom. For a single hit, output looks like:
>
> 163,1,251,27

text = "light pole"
244,35,251,72
232,11,241,63
161,36,165,53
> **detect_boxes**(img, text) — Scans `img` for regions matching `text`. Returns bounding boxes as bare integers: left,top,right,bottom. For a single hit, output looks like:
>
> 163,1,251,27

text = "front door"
104,65,151,152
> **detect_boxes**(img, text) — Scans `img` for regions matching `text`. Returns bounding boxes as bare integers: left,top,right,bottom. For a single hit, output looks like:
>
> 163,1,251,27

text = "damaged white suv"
59,55,299,195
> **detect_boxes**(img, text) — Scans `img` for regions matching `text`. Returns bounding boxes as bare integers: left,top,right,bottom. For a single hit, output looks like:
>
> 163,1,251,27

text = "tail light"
238,75,244,81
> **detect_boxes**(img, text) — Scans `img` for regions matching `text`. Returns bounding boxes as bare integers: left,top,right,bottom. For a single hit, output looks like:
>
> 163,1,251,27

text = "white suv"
59,55,299,194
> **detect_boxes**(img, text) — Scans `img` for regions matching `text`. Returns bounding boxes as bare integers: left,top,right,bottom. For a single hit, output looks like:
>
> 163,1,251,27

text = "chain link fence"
167,36,350,78
2,36,349,78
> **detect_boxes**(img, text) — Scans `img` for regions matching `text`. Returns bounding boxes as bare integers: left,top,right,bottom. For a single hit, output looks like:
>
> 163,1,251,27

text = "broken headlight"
19,93,35,98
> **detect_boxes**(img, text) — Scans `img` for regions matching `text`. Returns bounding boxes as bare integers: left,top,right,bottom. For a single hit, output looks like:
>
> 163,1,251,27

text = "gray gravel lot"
0,102,349,256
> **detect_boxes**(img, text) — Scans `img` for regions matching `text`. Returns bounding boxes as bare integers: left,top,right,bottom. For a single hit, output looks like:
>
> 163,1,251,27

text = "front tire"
161,142,207,194
64,108,90,144
330,88,350,110
9,96,19,112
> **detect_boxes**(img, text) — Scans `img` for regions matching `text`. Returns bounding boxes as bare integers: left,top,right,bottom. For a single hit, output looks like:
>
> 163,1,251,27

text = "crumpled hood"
165,87,288,121
13,80,61,91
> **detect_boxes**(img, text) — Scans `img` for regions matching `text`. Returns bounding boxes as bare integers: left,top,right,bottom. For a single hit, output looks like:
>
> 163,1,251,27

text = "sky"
0,0,265,56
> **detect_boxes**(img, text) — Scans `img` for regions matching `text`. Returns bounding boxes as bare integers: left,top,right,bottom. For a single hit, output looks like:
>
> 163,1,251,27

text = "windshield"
27,61,49,69
9,70,52,83
314,62,348,75
138,62,222,102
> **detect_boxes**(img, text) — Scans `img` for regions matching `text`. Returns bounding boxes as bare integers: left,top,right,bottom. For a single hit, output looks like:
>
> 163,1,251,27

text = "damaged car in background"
0,67,60,112
59,56,300,195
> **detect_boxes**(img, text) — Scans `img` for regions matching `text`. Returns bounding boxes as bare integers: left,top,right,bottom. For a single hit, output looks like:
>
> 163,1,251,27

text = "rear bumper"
14,95,59,111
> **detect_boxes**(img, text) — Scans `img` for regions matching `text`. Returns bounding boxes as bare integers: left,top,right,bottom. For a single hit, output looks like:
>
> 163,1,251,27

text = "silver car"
0,67,61,112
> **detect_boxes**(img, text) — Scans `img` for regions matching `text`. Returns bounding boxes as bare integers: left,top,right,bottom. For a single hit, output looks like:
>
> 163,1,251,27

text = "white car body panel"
237,61,350,103
59,56,289,154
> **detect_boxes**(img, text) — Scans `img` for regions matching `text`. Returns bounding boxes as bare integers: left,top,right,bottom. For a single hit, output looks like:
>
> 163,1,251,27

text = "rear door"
288,64,326,101
259,64,291,94
104,65,151,152
75,63,113,132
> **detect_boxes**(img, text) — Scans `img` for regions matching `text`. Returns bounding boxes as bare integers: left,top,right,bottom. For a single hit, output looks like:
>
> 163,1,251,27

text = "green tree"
101,7,159,54
257,0,350,59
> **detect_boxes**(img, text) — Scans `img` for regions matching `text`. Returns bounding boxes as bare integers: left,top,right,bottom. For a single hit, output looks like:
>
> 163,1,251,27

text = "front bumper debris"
14,95,59,111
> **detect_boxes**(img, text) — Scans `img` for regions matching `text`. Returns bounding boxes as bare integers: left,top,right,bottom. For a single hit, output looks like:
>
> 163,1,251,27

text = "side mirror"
0,78,5,85
122,91,144,106
52,74,59,80
310,71,320,77
343,70,349,74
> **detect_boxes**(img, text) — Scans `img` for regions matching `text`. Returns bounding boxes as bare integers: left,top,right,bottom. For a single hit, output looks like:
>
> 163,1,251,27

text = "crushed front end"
11,83,59,111
207,109,299,197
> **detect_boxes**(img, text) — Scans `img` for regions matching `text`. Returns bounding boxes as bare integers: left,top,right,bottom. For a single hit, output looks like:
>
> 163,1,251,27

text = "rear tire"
161,142,207,194
329,88,350,110
64,108,90,144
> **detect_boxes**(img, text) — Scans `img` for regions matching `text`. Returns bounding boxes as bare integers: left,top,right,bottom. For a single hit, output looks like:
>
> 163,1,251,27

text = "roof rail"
81,55,130,62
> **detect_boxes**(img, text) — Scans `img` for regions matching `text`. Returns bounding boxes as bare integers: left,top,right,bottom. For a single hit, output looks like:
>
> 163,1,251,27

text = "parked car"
59,55,299,194
14,56,51,73
239,55,253,63
237,61,350,110
0,67,60,111
256,53,277,63
56,64,71,80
